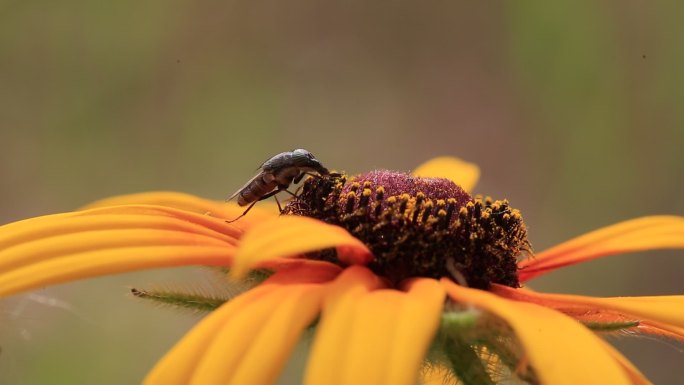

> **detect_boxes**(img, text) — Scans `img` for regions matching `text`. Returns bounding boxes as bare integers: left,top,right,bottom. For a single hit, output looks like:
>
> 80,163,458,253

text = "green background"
1,1,682,384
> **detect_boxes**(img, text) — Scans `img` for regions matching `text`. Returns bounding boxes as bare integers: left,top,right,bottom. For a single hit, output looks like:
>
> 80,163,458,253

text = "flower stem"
443,335,496,385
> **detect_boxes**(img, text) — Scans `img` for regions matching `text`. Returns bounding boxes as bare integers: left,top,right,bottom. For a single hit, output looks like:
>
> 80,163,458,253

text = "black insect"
226,149,329,222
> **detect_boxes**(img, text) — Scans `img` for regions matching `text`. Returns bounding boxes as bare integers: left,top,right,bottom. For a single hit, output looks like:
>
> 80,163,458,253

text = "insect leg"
225,187,286,223
282,189,298,198
292,184,304,196
291,171,324,196
226,187,282,223
272,187,301,212
273,195,283,212
293,171,307,184
304,171,326,179
294,170,328,185
225,200,258,223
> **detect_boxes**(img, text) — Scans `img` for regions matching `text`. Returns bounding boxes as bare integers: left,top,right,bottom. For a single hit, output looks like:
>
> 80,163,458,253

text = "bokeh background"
1,1,683,384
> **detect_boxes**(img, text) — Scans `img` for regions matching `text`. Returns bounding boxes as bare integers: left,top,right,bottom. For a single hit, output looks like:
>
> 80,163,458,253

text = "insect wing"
226,171,264,202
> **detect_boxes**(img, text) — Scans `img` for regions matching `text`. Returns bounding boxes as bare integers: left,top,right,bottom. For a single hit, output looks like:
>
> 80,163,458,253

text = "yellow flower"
1,157,683,385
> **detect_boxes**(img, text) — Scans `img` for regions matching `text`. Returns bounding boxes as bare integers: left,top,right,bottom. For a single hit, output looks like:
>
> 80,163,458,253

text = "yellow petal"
304,266,385,385
0,245,235,297
0,205,240,297
82,191,279,227
491,285,684,340
442,279,633,385
192,283,325,385
306,267,445,385
145,264,337,385
1,205,241,251
519,216,684,282
412,157,480,193
144,286,275,385
231,216,372,279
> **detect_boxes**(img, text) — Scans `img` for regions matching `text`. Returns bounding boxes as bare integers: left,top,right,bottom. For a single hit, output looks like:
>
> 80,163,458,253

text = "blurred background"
1,1,682,384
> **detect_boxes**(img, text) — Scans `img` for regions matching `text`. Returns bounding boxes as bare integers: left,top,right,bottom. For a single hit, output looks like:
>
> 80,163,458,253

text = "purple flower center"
284,171,530,289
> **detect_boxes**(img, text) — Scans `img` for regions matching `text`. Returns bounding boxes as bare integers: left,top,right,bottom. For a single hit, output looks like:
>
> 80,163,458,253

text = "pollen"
283,171,531,289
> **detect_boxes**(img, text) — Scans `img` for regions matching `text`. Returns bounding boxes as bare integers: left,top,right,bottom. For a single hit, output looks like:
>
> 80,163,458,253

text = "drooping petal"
303,266,385,385
189,285,321,385
412,157,480,193
0,246,236,297
231,216,373,279
306,267,445,385
1,205,242,249
384,279,446,384
81,191,278,228
491,285,684,341
441,279,633,385
145,264,339,385
519,216,684,282
0,205,240,297
144,286,274,385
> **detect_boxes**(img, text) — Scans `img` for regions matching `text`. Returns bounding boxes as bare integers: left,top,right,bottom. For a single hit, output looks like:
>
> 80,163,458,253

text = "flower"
0,156,683,385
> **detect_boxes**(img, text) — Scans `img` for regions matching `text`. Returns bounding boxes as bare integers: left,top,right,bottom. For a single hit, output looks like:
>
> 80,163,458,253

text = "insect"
226,149,329,222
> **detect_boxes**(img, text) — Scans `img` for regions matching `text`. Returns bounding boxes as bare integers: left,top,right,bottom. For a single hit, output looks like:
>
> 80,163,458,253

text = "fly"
226,149,329,222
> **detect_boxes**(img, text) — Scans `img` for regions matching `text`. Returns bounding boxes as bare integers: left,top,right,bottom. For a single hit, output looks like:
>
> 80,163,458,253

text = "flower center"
283,171,530,289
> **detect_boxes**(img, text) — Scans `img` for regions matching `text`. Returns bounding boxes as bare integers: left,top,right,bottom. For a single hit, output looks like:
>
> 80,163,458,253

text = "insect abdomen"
237,173,277,206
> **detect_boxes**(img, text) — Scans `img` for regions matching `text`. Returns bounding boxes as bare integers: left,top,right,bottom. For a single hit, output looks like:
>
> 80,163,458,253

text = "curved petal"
519,216,684,282
306,267,445,385
190,285,322,385
0,205,240,297
0,246,235,297
441,279,633,385
412,157,480,193
491,285,684,341
145,287,273,385
303,266,386,385
1,205,241,249
145,264,338,385
82,191,279,228
231,216,373,279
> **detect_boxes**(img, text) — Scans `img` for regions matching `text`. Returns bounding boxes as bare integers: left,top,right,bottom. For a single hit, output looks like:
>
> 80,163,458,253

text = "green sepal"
130,267,267,313
429,308,495,385
581,319,640,332
427,304,539,385
131,287,227,313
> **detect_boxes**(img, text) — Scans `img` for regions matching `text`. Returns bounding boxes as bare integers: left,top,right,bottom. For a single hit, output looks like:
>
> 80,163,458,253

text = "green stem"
443,335,496,385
